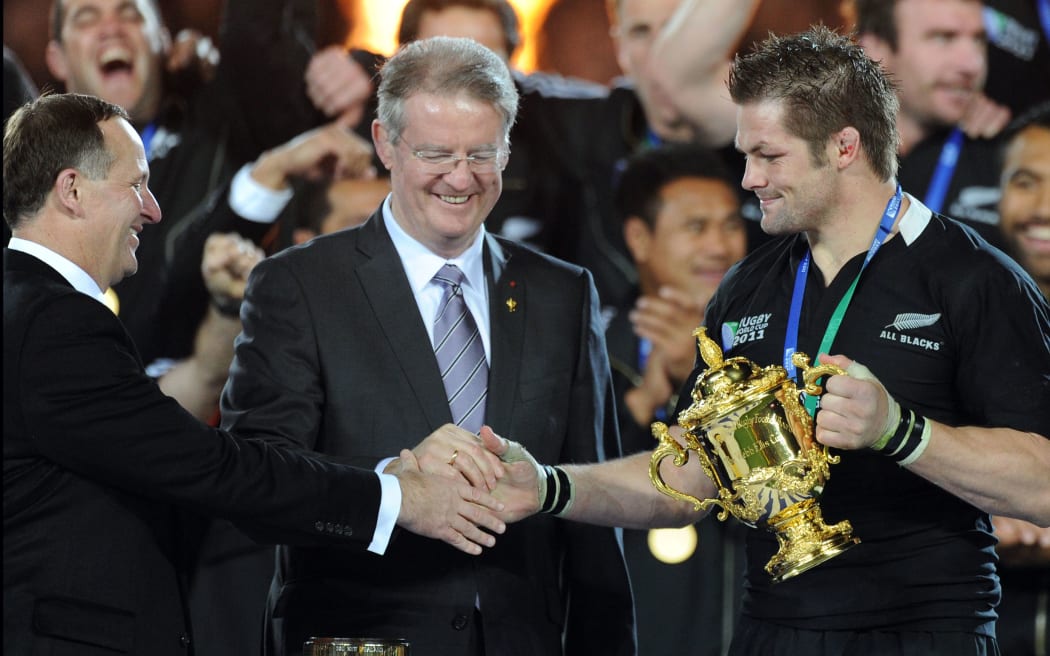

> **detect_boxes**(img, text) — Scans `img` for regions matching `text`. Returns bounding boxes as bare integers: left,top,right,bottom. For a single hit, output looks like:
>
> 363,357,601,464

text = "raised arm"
646,0,760,146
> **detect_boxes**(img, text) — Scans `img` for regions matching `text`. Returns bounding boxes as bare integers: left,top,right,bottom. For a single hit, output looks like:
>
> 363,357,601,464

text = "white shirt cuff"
367,467,401,555
228,163,294,223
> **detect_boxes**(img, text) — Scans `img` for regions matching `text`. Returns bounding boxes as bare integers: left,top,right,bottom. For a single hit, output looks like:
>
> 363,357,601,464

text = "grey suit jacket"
221,211,636,656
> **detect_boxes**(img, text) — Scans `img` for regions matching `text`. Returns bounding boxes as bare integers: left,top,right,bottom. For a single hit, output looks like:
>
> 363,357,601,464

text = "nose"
704,231,732,258
1035,181,1050,221
955,37,986,81
741,157,764,191
97,10,126,37
441,159,476,187
143,188,162,224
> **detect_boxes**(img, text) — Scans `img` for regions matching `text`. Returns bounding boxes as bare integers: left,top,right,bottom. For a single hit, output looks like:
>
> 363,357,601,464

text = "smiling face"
736,100,838,237
627,176,746,304
373,91,505,258
46,0,167,125
999,125,1050,295
864,0,986,132
82,117,162,287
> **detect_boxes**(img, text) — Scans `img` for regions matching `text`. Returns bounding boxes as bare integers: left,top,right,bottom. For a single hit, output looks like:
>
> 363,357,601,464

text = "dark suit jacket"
221,211,635,656
3,248,383,655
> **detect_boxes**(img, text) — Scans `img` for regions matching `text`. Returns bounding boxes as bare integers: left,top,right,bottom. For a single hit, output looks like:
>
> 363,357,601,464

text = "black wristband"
539,465,573,516
877,408,914,455
889,413,927,463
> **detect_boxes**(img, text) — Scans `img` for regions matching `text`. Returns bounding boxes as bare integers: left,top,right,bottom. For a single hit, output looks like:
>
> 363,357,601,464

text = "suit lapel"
484,235,523,431
354,214,453,429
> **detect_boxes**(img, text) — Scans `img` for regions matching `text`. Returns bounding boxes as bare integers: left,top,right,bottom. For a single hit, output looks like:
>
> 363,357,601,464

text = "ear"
372,120,395,171
832,127,862,170
53,168,86,217
623,216,652,264
45,40,70,82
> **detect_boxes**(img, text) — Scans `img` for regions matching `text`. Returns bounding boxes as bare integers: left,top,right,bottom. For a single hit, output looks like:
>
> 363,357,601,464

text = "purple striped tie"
432,264,488,433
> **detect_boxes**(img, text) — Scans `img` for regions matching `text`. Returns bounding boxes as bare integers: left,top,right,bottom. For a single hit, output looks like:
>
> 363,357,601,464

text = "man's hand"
812,354,895,450
959,93,1011,140
624,348,674,426
480,426,543,522
993,515,1050,567
630,287,705,384
166,29,220,82
393,449,506,555
250,118,376,191
201,233,264,311
385,424,505,491
305,45,374,125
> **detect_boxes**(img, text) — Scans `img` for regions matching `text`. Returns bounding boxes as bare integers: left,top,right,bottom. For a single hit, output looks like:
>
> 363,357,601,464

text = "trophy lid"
680,327,788,427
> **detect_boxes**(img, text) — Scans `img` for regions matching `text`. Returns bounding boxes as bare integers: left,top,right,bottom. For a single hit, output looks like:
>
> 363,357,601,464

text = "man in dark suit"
220,37,635,656
3,92,506,656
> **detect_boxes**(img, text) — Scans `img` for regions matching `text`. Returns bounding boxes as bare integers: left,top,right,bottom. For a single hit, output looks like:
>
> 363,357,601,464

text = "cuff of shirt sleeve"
228,163,294,223
368,471,400,555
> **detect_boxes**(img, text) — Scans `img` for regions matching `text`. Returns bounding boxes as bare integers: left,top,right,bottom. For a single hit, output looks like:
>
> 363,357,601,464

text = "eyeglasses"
405,144,509,175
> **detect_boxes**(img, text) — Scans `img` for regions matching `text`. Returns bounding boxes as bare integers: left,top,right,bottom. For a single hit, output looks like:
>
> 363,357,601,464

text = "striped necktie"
432,264,488,433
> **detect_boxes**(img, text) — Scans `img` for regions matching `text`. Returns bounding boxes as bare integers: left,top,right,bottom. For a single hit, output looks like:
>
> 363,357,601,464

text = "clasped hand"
385,424,543,555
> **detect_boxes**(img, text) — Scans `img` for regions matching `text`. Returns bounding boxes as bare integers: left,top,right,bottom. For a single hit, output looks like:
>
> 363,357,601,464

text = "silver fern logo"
885,313,941,331
880,312,943,351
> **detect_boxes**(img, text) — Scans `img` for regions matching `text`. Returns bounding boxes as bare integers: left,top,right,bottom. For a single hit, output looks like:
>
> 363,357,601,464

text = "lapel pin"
506,298,518,313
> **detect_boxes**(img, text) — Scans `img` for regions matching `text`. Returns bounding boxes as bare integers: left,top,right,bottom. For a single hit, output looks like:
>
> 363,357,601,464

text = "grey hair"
376,36,519,146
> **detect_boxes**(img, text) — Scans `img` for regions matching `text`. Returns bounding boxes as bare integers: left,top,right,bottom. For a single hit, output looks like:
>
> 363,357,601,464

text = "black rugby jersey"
679,195,1050,634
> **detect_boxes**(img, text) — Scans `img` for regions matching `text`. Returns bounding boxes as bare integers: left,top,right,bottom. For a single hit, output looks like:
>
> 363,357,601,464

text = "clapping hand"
201,233,264,314
305,45,374,126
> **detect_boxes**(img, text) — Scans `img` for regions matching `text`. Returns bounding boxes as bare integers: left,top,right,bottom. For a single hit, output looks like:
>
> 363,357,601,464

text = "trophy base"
765,498,859,584
303,638,410,656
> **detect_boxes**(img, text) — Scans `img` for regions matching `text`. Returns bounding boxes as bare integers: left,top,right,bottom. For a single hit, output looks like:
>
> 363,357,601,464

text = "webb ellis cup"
649,327,859,582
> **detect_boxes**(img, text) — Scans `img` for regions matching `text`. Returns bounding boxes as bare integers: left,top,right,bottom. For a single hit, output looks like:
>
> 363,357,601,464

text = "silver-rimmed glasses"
405,144,509,175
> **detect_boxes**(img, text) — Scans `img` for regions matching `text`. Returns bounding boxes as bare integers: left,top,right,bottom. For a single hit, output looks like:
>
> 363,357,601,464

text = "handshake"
386,424,573,555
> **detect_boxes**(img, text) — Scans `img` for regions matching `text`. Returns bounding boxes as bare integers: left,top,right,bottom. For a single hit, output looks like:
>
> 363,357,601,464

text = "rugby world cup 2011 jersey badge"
722,313,772,350
879,312,944,352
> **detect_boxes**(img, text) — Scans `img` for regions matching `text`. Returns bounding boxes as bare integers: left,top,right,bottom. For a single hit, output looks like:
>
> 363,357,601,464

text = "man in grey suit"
3,92,506,655
220,37,635,656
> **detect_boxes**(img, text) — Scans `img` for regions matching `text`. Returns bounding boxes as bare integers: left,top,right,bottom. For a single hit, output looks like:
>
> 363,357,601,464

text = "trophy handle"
648,422,722,513
793,355,849,465
792,353,847,398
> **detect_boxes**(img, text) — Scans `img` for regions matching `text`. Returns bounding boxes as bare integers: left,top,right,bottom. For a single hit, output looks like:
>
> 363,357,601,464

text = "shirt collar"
8,237,108,305
898,192,932,245
381,195,487,294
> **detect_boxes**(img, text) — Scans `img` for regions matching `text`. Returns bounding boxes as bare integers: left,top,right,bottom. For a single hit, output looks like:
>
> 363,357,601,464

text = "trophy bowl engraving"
649,327,859,582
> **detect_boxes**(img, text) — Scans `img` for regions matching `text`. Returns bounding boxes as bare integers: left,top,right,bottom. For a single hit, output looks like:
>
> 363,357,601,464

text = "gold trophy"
649,327,859,583
303,638,410,655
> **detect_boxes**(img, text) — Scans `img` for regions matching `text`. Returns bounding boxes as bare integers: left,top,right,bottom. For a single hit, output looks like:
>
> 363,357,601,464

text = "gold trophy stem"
764,498,859,583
